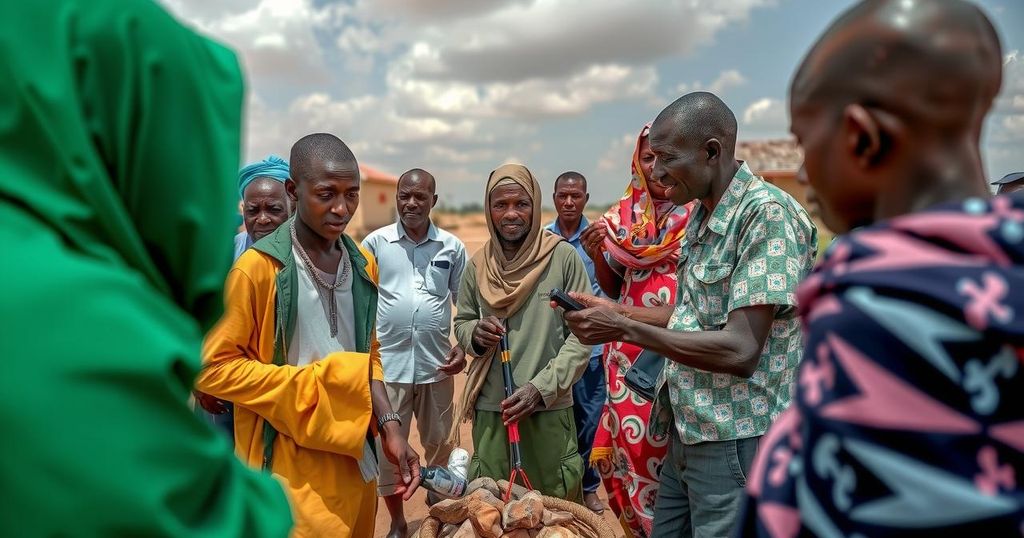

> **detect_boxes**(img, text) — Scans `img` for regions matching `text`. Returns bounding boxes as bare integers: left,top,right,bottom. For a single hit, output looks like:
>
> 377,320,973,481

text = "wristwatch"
378,412,402,428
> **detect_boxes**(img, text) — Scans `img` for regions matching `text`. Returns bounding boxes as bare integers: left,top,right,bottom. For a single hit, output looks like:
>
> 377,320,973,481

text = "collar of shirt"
690,161,757,242
546,215,590,243
385,220,439,245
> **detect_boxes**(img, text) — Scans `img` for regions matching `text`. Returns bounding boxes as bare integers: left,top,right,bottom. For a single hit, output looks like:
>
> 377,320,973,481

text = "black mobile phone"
550,288,585,311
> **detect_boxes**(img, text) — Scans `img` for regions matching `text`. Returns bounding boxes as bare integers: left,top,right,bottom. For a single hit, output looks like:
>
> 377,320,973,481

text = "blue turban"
238,155,290,198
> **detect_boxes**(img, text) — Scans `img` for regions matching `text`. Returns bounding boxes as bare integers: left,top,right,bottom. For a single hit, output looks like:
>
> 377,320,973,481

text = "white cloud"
674,69,748,99
741,97,788,137
286,93,485,149
978,49,1022,180
160,0,777,204
1012,95,1024,112
996,50,1024,109
999,114,1024,138
389,60,659,120
356,0,525,23
290,93,379,123
708,70,748,94
987,50,1024,144
389,0,770,84
162,0,344,84
597,132,638,173
425,145,498,165
337,25,384,54
490,65,659,118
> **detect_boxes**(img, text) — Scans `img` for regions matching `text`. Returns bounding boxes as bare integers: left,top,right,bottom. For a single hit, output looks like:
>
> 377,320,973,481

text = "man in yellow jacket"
198,133,422,537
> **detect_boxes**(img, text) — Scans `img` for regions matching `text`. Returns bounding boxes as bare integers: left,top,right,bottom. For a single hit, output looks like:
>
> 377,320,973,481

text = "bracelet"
377,412,401,429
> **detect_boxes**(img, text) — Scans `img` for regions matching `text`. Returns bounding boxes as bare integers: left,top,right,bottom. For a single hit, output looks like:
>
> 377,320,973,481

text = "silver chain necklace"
290,221,351,337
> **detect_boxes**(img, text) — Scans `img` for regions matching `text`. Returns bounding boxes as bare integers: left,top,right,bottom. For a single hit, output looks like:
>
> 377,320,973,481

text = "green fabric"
470,409,583,502
250,218,379,468
651,163,818,444
454,241,592,411
0,1,292,536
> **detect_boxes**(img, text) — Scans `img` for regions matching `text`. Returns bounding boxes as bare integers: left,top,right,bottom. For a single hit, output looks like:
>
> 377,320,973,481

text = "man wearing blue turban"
197,155,292,431
233,155,292,260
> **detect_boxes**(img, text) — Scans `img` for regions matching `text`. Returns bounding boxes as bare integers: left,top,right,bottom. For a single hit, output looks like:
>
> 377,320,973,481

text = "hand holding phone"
549,288,585,311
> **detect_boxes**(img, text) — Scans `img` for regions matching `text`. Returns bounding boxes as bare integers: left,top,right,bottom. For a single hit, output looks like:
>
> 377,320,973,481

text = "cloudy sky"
161,0,1023,207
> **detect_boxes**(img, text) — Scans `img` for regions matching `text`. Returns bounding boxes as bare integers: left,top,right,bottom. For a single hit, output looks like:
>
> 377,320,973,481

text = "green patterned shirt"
651,162,817,444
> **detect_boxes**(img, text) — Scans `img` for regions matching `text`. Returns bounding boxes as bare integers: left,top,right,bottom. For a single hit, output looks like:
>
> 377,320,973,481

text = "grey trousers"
650,434,760,538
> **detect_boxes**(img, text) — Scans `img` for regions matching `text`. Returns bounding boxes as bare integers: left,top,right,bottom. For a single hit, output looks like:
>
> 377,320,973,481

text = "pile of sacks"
417,477,614,538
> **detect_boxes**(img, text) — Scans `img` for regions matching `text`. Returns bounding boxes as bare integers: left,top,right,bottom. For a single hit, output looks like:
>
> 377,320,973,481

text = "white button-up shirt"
362,221,467,384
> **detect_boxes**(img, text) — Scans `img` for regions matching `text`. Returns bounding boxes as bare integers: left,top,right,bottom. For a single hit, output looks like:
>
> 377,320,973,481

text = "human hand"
472,316,505,353
500,383,543,426
562,293,630,345
194,391,227,414
580,222,609,260
437,345,467,375
381,427,422,501
549,291,620,313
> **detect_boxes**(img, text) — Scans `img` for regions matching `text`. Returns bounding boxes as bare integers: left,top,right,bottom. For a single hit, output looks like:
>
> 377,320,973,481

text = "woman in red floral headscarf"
580,123,693,537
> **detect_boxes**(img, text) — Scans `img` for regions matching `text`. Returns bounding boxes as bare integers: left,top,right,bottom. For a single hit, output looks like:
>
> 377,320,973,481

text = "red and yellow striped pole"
499,329,533,500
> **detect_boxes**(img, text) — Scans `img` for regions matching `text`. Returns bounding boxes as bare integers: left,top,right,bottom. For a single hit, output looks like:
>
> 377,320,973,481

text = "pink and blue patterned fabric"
740,194,1024,536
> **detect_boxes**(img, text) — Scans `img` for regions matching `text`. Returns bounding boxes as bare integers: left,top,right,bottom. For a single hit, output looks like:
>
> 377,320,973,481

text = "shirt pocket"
687,263,732,327
425,257,452,297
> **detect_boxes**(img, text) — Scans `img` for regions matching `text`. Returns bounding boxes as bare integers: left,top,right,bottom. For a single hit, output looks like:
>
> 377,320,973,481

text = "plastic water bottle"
421,465,467,498
447,447,470,480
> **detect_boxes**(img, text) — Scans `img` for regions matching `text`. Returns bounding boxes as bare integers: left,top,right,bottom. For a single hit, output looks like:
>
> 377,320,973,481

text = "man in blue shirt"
545,171,607,514
363,169,468,538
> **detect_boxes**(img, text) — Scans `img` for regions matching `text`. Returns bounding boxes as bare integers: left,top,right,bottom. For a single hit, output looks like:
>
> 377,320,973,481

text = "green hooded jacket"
0,1,292,535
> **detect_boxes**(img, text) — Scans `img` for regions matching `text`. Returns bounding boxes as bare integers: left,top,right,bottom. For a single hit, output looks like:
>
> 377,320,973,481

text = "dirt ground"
372,212,623,537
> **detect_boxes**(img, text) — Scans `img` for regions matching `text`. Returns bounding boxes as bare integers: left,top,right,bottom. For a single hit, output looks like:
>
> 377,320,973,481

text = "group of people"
2,0,1021,537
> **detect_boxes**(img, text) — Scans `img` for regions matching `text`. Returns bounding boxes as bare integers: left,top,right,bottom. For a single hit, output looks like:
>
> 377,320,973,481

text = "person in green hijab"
0,1,293,536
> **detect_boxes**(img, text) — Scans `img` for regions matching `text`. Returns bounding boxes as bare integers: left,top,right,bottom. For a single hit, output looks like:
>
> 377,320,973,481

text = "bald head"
289,133,358,183
790,0,1003,234
396,168,438,235
793,0,1002,133
647,92,740,206
286,133,361,243
653,91,738,157
398,168,436,195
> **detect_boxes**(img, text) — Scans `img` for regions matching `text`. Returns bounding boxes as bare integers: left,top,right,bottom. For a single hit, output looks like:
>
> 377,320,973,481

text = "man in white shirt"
362,168,468,538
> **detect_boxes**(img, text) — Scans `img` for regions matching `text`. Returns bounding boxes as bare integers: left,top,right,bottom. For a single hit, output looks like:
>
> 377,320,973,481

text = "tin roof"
360,164,397,185
736,138,803,174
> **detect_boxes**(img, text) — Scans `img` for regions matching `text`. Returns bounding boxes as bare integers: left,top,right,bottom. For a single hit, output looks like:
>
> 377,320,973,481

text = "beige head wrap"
448,164,563,444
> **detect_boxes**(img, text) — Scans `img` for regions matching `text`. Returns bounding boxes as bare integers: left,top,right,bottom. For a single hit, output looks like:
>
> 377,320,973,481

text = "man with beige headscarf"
452,164,592,501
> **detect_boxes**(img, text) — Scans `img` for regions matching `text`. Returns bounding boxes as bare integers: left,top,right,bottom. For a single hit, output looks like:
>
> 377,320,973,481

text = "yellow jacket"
198,224,382,537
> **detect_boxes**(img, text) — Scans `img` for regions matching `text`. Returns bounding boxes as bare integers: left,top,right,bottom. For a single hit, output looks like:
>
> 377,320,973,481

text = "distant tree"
457,202,484,214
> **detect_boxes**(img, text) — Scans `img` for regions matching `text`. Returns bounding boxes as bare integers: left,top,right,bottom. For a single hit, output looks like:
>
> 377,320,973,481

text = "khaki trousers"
375,376,455,496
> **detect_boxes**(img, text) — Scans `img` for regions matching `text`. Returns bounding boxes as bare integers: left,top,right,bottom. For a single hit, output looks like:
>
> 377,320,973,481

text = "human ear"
285,178,299,203
844,104,883,168
705,138,722,165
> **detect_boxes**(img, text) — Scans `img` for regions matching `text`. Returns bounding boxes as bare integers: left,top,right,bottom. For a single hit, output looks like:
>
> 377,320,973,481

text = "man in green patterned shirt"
561,91,817,537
